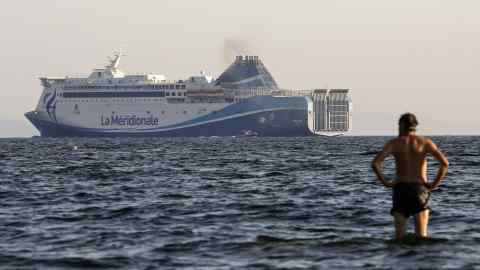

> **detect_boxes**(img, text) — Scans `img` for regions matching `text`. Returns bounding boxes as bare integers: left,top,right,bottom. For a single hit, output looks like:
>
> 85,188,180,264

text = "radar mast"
106,50,126,70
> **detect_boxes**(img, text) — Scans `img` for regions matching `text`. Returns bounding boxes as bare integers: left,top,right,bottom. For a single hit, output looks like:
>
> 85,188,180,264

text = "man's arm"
425,139,449,189
371,141,395,188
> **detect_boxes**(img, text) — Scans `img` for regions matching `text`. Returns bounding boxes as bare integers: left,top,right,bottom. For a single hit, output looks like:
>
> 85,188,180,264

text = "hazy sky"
1,0,479,137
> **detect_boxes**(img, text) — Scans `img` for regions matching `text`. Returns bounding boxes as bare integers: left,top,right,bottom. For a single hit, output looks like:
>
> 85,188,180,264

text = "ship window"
172,93,176,96
181,85,186,89
62,91,166,98
175,85,180,89
166,92,170,96
169,85,174,89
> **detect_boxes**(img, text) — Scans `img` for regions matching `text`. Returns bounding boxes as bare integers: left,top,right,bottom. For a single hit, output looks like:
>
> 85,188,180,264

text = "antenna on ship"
106,49,126,70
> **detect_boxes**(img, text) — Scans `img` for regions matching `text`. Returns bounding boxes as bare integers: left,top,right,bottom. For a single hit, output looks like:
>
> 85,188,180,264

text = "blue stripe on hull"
26,109,313,137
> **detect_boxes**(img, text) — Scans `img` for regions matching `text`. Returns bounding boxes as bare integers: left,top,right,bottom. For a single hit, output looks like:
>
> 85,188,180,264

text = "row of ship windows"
60,99,163,103
64,84,187,90
59,98,229,104
59,92,186,98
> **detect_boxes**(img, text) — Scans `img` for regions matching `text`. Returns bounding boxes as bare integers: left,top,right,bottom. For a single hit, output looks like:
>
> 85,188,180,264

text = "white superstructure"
35,53,232,132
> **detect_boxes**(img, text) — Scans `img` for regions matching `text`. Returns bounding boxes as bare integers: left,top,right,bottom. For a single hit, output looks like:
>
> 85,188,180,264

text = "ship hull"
25,109,312,137
25,95,315,137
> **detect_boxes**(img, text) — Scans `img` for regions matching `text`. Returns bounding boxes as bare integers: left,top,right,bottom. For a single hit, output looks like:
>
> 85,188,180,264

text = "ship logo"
45,91,57,122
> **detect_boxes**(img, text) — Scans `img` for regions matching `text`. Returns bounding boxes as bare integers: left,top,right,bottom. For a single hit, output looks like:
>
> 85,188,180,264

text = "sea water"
0,136,478,269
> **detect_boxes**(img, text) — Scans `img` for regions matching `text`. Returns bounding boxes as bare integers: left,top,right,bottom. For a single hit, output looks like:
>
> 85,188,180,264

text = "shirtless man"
371,113,449,240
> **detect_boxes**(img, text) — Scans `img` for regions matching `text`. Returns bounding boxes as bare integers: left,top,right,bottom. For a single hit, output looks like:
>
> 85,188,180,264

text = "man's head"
399,113,418,133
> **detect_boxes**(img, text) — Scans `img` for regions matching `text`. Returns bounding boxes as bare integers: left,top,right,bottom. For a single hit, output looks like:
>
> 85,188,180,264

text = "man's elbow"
442,160,450,169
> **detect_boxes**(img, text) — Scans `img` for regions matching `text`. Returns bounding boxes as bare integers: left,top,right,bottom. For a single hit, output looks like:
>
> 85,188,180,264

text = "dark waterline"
0,136,478,269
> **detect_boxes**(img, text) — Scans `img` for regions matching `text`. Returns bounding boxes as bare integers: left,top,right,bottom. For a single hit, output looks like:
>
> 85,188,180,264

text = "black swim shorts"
391,182,431,218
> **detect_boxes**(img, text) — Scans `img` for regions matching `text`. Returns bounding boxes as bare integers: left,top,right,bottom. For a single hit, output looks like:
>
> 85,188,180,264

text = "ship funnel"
216,55,278,90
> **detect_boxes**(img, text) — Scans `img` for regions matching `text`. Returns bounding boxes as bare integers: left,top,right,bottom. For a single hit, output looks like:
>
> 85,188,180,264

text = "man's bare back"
373,134,448,189
371,113,449,240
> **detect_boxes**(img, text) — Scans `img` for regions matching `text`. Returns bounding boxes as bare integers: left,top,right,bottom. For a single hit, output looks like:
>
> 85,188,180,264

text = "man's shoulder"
384,138,401,151
388,135,433,148
414,135,433,145
385,137,399,147
411,135,437,152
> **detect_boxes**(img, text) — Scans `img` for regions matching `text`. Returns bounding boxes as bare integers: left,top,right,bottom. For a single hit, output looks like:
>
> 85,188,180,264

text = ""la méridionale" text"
101,114,159,126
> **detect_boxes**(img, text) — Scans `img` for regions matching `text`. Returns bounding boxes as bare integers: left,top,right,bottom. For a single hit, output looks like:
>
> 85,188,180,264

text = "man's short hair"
399,113,418,131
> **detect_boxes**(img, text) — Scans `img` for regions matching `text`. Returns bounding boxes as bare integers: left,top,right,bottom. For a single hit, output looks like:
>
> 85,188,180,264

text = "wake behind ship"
25,53,352,137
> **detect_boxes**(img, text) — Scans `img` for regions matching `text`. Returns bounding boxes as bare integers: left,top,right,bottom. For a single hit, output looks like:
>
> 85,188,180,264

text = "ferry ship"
25,53,352,137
